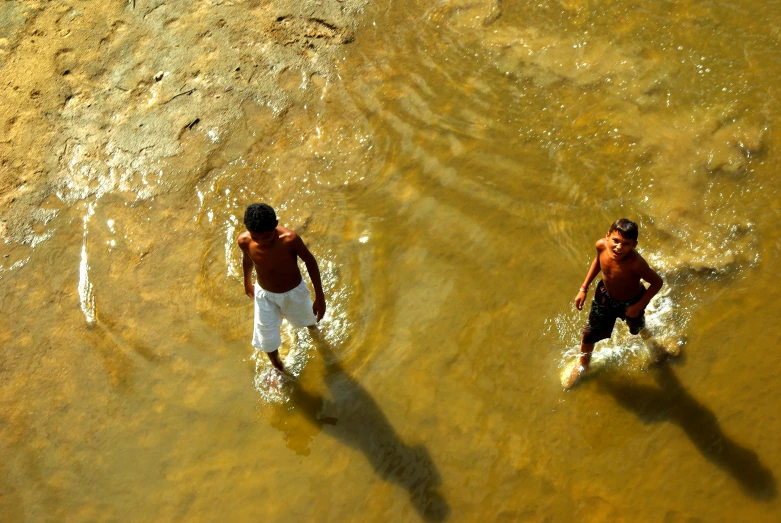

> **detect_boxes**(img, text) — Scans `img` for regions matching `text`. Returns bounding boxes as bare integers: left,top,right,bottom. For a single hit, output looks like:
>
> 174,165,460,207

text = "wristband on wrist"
579,285,588,292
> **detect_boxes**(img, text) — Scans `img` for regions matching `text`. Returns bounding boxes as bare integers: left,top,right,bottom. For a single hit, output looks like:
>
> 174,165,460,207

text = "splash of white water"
78,203,97,324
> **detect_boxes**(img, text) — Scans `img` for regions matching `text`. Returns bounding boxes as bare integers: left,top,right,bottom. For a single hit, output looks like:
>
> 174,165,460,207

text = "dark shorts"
582,281,646,344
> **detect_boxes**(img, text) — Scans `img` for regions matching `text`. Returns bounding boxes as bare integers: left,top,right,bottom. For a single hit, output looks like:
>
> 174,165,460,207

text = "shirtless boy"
565,219,664,389
238,203,326,375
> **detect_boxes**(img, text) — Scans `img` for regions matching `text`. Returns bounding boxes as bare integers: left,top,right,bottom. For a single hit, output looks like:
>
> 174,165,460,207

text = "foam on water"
224,214,240,278
78,202,97,324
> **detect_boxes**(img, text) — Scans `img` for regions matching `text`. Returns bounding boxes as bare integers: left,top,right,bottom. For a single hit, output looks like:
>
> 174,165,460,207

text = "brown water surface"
2,0,781,520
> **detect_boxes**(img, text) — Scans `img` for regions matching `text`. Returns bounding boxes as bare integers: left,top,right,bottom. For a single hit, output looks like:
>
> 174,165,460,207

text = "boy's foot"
663,338,681,357
269,354,294,379
562,363,585,389
276,366,295,380
645,338,668,364
266,371,281,389
266,367,294,388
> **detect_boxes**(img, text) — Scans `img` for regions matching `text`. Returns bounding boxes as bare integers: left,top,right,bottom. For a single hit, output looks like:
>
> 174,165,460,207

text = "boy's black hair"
244,203,278,232
609,218,639,241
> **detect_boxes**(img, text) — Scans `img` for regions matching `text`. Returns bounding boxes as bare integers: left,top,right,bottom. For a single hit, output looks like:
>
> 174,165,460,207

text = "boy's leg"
579,285,613,371
626,312,646,336
565,310,608,389
281,281,318,329
579,314,611,372
563,338,594,389
276,283,319,371
266,350,292,376
252,290,287,373
578,340,595,368
630,315,672,361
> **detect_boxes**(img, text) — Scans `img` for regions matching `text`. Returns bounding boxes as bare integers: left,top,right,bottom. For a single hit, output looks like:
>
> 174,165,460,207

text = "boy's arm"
625,257,664,318
237,233,255,299
574,241,603,310
290,235,326,322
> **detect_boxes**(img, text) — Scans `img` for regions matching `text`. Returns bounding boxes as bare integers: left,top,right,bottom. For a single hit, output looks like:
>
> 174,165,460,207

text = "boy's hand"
625,303,644,318
313,296,326,322
574,290,587,310
245,282,255,299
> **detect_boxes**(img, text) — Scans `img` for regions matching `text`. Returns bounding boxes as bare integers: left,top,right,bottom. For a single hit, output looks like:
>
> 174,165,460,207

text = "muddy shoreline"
0,0,364,246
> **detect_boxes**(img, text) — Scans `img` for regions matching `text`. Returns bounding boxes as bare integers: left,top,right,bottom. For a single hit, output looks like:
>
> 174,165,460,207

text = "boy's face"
606,230,637,260
249,229,277,248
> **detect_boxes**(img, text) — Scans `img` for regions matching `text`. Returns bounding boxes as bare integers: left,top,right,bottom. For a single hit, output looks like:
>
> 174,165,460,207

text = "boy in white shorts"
238,203,326,374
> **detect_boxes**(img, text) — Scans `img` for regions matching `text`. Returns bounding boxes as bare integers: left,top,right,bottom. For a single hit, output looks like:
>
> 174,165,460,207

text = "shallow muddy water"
2,0,781,520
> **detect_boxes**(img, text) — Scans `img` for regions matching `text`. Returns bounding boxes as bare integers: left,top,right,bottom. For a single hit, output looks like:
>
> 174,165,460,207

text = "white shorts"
252,280,317,353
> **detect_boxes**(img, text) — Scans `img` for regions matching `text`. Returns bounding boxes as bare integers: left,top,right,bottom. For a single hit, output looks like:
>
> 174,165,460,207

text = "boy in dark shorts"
564,219,664,389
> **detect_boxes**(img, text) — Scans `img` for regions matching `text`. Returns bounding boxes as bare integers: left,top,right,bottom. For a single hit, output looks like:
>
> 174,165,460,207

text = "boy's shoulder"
628,249,650,268
277,226,305,250
595,237,607,250
277,226,299,241
237,230,251,246
619,249,653,277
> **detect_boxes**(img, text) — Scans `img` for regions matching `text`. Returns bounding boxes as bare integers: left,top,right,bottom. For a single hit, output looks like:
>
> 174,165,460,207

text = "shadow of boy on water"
598,363,777,500
269,332,450,521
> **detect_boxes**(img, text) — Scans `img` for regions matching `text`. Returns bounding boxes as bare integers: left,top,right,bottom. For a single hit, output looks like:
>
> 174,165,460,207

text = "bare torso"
597,238,645,301
239,227,303,293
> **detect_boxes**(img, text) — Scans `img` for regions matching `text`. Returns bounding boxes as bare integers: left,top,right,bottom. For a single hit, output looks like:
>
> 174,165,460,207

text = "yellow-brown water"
2,0,781,520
